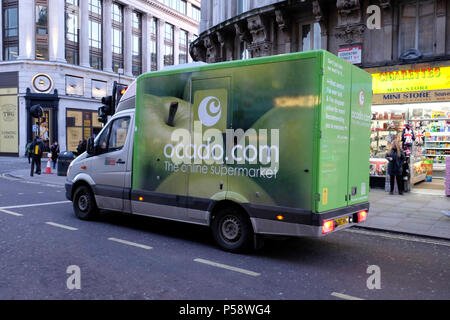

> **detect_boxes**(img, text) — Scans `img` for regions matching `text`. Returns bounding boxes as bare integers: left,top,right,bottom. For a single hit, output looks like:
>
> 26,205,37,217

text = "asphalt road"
0,171,449,300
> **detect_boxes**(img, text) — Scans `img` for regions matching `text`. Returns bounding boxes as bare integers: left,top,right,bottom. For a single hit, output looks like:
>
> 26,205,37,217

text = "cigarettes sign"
338,46,362,64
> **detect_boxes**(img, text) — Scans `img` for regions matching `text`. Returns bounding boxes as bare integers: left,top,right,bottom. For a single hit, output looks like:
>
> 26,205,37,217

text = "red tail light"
322,220,335,234
357,210,368,223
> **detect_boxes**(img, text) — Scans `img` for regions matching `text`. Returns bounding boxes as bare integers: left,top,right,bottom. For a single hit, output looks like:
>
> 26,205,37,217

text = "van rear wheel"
73,185,98,220
211,207,253,252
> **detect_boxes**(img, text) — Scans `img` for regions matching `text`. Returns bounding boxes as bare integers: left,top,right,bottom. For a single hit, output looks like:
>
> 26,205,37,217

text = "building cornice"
0,60,135,82
139,0,199,29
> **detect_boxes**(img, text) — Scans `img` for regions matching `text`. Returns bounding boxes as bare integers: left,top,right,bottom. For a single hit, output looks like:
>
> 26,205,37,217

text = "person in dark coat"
30,137,44,176
77,140,87,156
25,140,32,164
50,141,60,169
386,139,405,195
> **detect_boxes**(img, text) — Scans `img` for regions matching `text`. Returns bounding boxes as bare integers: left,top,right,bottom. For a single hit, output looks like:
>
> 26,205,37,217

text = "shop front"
0,72,19,157
66,108,103,154
367,63,450,193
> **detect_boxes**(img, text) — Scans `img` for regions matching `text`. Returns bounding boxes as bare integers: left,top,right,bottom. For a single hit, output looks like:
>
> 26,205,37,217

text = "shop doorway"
25,88,59,155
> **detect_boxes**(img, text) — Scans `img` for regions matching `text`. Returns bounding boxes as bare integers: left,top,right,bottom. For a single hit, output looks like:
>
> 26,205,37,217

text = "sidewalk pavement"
5,159,66,187
4,162,450,240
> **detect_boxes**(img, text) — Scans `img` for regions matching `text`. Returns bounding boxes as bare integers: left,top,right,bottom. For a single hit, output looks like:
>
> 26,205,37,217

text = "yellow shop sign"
372,66,450,94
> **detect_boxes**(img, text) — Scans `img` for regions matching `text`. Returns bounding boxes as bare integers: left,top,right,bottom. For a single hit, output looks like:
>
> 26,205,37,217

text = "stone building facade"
0,0,201,156
190,0,450,191
190,0,450,68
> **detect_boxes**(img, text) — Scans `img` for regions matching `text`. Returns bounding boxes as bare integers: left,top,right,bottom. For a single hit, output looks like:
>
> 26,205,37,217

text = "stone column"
123,5,133,76
103,0,113,72
199,0,209,33
142,13,151,73
436,0,446,56
382,4,393,62
49,0,66,62
80,0,90,67
174,26,180,65
187,32,193,63
18,0,35,60
157,18,165,70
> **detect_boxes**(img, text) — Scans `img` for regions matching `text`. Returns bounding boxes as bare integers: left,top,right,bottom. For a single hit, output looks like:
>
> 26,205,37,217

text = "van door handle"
117,159,126,164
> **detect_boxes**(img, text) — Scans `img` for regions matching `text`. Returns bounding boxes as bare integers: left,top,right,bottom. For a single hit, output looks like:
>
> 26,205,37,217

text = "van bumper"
65,181,73,201
245,202,370,238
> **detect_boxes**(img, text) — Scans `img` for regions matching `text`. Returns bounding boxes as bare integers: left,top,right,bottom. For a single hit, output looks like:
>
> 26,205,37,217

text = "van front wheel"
73,185,98,220
211,207,253,252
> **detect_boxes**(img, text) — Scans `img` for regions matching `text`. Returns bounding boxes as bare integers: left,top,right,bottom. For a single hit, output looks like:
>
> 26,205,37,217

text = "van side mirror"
86,137,95,155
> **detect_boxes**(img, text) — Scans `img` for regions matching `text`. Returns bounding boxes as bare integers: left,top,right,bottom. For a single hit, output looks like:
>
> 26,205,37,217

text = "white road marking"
17,193,24,195
45,222,78,231
0,201,70,210
108,238,153,250
345,228,450,248
331,292,364,300
194,258,261,277
0,209,23,217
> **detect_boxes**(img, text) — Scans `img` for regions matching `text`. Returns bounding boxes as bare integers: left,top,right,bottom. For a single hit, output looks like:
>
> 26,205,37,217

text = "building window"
2,0,19,61
399,0,435,57
191,5,200,21
66,109,103,153
66,75,84,96
150,18,157,71
132,11,142,76
240,42,250,60
89,0,101,15
164,23,174,66
301,22,321,52
65,0,80,65
35,0,49,60
160,0,187,15
112,2,123,73
237,0,249,14
179,29,188,64
89,0,102,70
92,79,107,99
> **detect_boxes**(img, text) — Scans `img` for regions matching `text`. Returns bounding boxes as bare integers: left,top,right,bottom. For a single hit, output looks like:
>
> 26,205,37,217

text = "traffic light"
30,105,43,118
98,96,113,124
98,82,128,125
113,82,128,107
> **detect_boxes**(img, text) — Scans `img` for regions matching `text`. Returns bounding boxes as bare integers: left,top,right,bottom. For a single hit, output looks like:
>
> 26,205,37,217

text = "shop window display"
370,103,450,190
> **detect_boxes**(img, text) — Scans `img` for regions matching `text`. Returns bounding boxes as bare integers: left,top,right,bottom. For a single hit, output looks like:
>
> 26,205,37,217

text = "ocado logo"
198,96,221,127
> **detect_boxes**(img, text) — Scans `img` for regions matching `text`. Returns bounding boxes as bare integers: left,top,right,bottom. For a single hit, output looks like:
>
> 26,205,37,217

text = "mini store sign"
371,66,450,94
370,65,450,104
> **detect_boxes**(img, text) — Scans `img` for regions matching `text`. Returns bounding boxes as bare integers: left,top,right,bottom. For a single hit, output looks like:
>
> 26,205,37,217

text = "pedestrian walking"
50,141,60,169
30,137,44,176
25,140,32,164
386,139,405,195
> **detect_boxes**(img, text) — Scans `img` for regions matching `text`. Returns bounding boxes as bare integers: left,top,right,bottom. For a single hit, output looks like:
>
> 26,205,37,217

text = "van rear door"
347,68,372,205
315,52,352,212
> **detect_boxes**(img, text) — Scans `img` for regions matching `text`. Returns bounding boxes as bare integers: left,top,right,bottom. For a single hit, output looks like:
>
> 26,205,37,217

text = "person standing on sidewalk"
30,137,44,176
50,141,60,169
25,140,32,164
386,139,405,195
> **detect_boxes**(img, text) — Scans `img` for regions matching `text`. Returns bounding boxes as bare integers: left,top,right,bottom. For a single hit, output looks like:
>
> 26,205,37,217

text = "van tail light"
357,210,368,223
322,220,335,234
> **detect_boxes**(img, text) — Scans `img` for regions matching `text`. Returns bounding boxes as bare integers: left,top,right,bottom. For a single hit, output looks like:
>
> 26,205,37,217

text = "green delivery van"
66,50,372,252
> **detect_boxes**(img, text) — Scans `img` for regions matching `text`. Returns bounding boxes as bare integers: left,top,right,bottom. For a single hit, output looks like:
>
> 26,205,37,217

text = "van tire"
73,185,99,221
211,207,253,253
